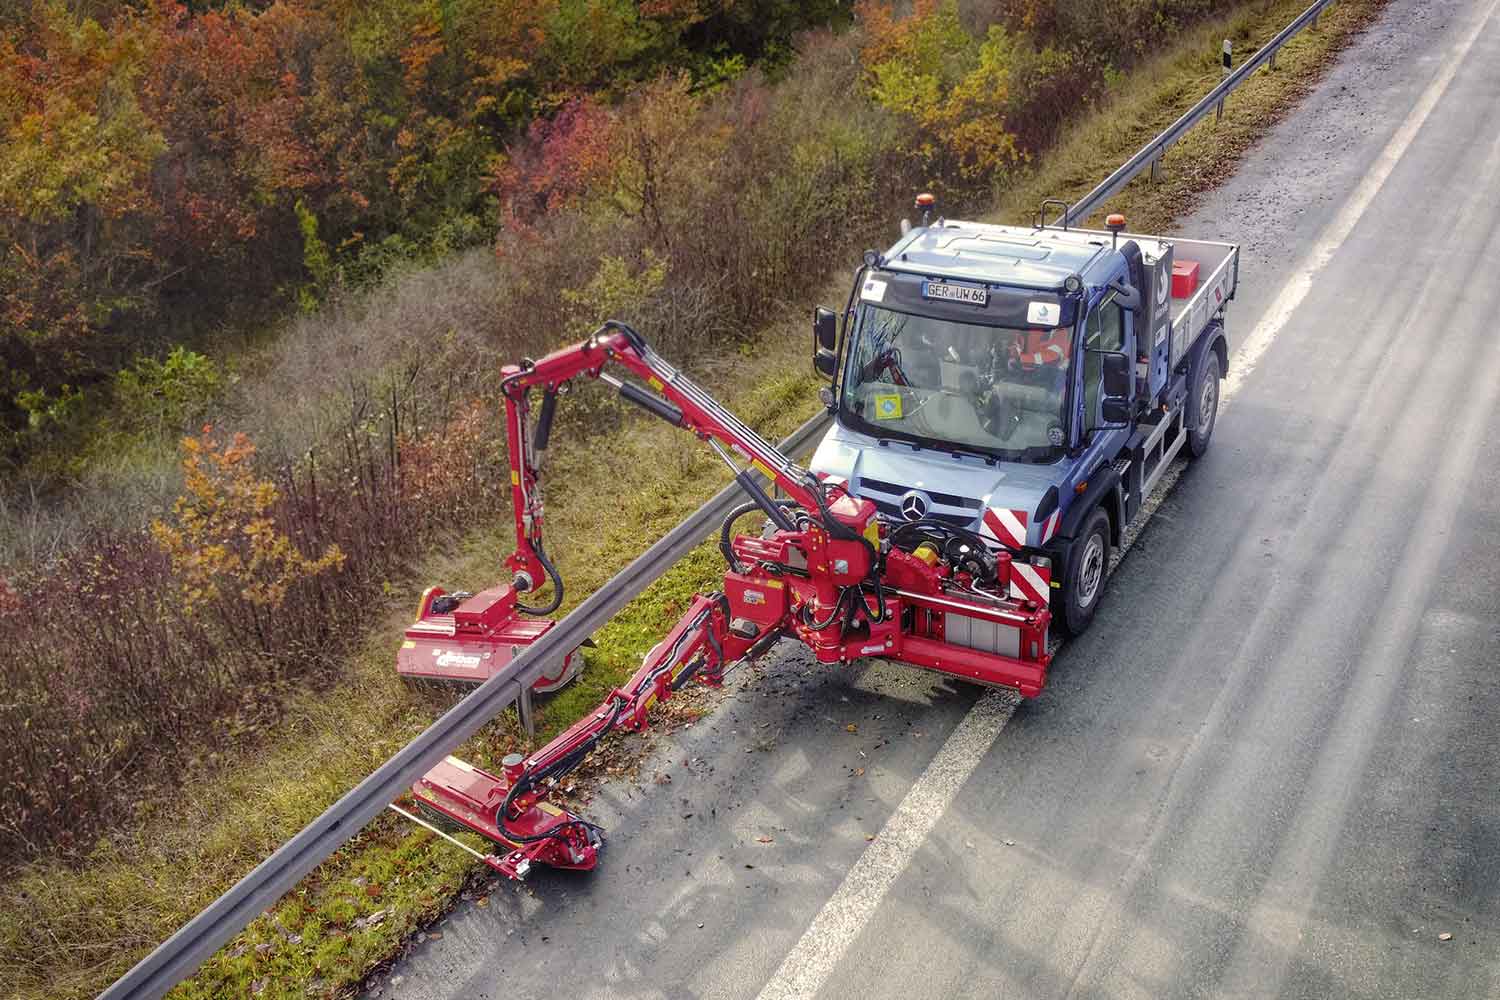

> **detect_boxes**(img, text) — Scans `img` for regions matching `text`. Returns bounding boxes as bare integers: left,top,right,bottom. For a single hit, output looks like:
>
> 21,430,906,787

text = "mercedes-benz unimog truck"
809,199,1238,640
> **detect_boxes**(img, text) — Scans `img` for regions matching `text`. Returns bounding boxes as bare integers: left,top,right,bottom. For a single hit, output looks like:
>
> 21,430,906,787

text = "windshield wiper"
942,442,1002,466
869,426,1000,466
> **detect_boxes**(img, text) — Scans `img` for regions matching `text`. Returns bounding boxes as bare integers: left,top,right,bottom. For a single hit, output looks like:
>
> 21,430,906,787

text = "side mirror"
814,349,839,379
813,307,838,351
1098,351,1131,426
1101,351,1130,397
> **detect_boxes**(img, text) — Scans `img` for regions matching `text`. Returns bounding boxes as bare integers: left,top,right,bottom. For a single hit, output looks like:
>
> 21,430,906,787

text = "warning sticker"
861,278,888,303
873,393,903,420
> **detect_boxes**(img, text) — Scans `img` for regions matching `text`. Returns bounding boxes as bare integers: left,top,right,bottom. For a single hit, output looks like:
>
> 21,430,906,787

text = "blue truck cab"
809,205,1238,636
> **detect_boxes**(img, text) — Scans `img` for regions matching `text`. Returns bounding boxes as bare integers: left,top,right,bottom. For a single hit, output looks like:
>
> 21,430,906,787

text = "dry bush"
230,247,509,460
0,399,504,863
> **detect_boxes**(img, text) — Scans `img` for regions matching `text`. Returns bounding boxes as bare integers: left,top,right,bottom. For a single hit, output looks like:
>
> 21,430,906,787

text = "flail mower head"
397,584,584,692
412,755,601,880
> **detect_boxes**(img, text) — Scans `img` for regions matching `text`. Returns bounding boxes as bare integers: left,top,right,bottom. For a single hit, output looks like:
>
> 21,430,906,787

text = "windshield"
840,304,1071,458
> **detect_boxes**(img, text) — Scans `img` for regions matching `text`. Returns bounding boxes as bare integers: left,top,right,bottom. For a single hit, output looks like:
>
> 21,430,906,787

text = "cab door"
1081,289,1135,440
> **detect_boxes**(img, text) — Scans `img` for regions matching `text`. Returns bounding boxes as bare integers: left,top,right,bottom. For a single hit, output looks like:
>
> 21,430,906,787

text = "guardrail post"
518,682,535,739
1217,39,1232,121
1150,155,1163,183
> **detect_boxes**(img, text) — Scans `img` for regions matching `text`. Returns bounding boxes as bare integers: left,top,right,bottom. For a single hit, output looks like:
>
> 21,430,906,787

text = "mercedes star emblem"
899,490,930,521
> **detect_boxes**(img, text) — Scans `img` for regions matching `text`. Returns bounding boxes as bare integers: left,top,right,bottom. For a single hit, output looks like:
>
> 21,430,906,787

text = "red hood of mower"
397,584,577,688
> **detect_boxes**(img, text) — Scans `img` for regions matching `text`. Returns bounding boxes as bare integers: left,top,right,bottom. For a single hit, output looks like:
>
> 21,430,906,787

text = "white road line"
1220,0,1500,407
756,689,1020,1000
755,3,1495,995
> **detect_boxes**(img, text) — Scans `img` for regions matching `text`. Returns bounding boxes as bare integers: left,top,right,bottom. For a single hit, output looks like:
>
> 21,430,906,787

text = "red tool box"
1171,259,1200,298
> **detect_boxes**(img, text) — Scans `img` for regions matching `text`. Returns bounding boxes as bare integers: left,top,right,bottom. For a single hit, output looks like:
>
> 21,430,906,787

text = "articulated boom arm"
411,591,753,880
502,321,821,606
403,321,1056,882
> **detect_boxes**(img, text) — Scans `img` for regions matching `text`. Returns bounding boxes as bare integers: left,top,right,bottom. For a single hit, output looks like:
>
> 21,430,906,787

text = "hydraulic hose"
515,540,564,616
719,498,802,573
496,696,621,845
801,588,851,630
497,596,723,844
808,476,881,580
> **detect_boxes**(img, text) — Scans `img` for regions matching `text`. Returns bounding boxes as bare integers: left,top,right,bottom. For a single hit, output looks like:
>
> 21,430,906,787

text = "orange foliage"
151,428,344,611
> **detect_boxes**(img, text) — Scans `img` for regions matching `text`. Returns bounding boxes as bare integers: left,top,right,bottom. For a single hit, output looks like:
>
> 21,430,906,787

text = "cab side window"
1083,298,1126,428
1088,300,1125,353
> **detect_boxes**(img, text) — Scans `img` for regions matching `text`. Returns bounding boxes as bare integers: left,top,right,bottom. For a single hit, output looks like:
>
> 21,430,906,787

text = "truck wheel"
1187,349,1220,458
1059,507,1110,636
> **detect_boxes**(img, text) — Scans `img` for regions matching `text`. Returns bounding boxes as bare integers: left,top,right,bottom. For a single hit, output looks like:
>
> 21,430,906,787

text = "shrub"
151,431,345,611
113,347,223,433
0,0,849,445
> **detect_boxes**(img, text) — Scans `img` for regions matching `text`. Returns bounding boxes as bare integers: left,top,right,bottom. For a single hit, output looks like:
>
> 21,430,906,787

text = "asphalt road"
373,2,1500,996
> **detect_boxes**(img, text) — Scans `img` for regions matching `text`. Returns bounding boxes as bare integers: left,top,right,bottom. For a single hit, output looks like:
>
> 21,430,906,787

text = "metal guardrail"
103,2,1341,995
1056,0,1335,227
100,411,832,1000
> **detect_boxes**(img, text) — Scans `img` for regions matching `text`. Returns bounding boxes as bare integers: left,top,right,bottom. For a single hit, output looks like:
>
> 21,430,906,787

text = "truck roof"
882,219,1142,291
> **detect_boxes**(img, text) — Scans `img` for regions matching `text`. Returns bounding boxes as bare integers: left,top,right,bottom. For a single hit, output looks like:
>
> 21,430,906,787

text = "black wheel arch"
1058,467,1123,546
1187,320,1228,380
1047,467,1124,584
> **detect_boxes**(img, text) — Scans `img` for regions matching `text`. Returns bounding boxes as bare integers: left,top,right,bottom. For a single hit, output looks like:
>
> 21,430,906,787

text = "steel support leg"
518,683,535,739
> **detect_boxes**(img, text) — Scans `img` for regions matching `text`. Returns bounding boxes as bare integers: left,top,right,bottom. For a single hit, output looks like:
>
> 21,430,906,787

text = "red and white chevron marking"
979,507,1028,549
1008,560,1052,607
1038,509,1061,544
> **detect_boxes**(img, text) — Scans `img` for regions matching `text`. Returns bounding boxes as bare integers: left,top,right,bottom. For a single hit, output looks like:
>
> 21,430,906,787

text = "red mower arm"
501,321,824,611
410,591,763,880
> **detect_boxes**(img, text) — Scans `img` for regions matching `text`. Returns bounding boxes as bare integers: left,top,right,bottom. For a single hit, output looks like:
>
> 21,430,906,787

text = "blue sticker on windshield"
921,280,988,306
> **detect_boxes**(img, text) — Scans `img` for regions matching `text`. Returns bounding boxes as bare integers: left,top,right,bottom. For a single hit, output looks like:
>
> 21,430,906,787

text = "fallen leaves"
352,909,388,931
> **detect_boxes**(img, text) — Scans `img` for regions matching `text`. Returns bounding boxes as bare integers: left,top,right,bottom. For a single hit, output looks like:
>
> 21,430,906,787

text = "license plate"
922,280,988,306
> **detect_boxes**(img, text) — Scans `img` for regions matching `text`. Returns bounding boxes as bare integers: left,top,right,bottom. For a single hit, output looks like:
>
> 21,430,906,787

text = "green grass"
0,2,1388,997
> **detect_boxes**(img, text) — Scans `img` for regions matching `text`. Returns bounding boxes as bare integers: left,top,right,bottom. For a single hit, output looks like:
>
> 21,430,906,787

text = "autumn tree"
151,429,344,612
0,2,166,434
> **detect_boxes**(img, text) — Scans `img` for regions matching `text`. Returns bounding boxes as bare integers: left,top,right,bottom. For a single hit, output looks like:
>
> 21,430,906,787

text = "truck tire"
1059,507,1110,636
1187,349,1220,458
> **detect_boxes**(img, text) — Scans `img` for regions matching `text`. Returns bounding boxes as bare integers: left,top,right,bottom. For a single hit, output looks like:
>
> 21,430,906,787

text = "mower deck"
413,756,600,880
397,584,583,692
